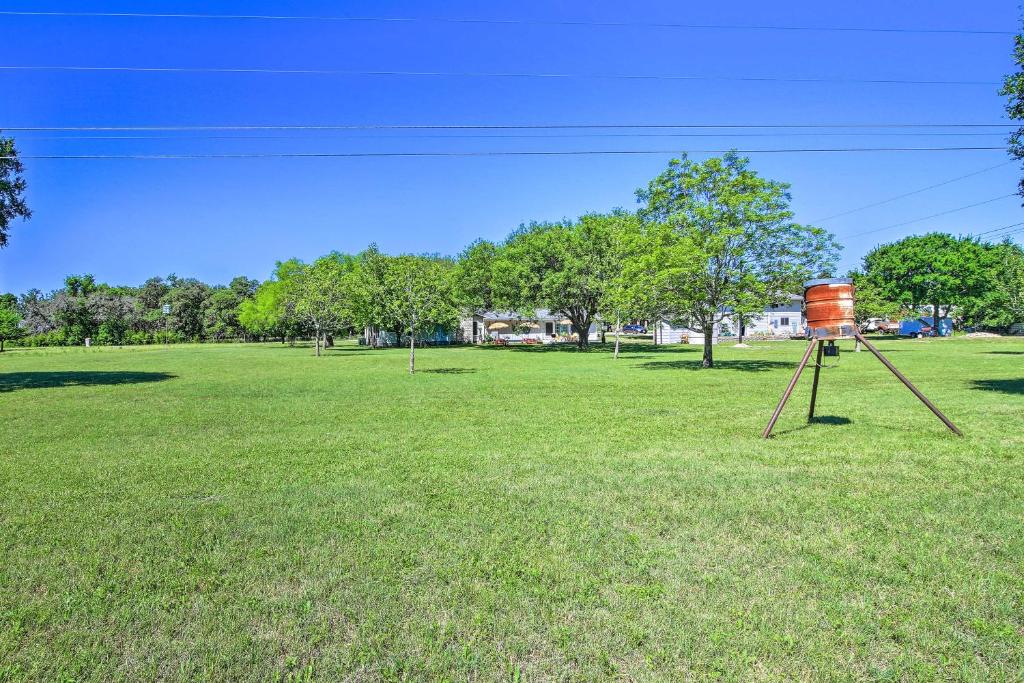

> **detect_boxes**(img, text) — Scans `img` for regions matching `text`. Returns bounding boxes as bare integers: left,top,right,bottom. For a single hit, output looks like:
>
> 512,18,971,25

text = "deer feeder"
761,278,962,438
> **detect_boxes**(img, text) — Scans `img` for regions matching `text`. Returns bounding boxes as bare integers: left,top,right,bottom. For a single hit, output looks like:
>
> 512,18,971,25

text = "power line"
1,147,1006,160
0,11,1012,36
844,193,1019,239
812,161,1016,222
3,123,1015,132
0,65,999,86
9,132,1014,141
969,220,1024,237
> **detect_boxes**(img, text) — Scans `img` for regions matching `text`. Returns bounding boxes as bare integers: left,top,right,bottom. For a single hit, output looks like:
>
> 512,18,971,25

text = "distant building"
654,295,805,345
458,310,601,344
723,294,805,338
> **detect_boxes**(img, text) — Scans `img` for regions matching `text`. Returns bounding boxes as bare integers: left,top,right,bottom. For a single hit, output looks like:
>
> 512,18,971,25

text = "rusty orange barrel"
804,278,856,339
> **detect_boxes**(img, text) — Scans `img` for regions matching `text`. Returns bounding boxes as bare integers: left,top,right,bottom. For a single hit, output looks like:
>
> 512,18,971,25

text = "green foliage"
0,133,32,248
970,241,1024,330
239,260,307,341
1001,33,1024,195
0,297,23,350
206,277,260,341
452,239,498,313
165,279,212,340
294,253,358,356
849,273,906,324
861,233,993,330
493,212,633,349
637,152,839,366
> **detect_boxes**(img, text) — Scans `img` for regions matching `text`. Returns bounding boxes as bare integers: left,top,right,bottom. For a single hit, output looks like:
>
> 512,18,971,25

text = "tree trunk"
572,318,590,350
409,320,416,374
702,328,714,368
613,316,621,359
738,319,745,345
314,327,321,357
1,339,4,352
934,302,941,337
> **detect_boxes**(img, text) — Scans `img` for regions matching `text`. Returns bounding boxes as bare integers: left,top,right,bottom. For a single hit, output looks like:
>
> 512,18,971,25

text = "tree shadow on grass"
0,371,176,393
418,368,478,374
985,351,1024,356
970,378,1024,395
636,359,795,372
773,415,853,436
473,342,700,354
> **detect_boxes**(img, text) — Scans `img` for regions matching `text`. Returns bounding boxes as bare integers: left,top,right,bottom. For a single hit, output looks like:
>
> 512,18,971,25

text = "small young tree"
294,253,356,357
385,255,460,374
637,152,838,367
596,213,648,358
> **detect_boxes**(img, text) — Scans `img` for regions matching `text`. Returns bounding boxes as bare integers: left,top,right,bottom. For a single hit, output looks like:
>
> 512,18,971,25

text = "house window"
545,322,554,336
780,317,790,326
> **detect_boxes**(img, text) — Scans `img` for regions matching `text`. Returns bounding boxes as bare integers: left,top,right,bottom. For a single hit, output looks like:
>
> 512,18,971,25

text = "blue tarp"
899,317,953,336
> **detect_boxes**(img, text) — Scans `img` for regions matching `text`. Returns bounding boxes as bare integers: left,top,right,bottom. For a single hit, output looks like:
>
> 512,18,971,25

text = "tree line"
852,233,1024,334
2,152,1022,370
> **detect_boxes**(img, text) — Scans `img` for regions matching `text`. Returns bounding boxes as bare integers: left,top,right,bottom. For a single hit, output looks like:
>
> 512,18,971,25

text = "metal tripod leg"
762,337,819,439
808,340,824,421
854,332,963,436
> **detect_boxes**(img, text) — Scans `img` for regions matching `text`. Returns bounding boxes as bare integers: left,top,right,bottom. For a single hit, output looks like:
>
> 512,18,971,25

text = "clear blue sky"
1,0,1021,294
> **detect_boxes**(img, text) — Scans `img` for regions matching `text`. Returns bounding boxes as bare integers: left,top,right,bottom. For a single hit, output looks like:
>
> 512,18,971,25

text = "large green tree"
861,233,991,335
637,152,838,367
0,133,31,248
493,212,631,350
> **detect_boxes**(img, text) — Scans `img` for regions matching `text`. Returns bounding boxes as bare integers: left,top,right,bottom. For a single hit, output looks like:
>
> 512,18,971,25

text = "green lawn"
1,338,1023,681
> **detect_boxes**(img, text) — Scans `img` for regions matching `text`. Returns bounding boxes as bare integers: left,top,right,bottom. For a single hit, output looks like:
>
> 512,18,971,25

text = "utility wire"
0,65,998,86
3,123,1014,132
968,220,1024,237
1,147,1006,160
10,132,1015,141
844,193,1019,239
812,160,1016,222
0,11,1012,36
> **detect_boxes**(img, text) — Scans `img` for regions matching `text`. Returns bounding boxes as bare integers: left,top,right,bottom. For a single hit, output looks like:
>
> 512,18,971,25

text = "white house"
721,294,805,338
654,295,805,345
653,321,719,345
459,310,602,344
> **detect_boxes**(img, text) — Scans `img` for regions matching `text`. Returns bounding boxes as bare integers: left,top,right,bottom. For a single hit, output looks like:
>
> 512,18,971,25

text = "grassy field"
1,337,1022,681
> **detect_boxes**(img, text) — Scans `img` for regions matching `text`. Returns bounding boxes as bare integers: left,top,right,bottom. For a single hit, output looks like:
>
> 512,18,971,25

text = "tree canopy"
637,152,839,367
861,233,993,332
493,212,635,349
0,133,31,248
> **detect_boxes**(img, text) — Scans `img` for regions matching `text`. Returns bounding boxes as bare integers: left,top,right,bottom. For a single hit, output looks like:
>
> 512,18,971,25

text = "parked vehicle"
862,318,900,334
622,324,647,334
